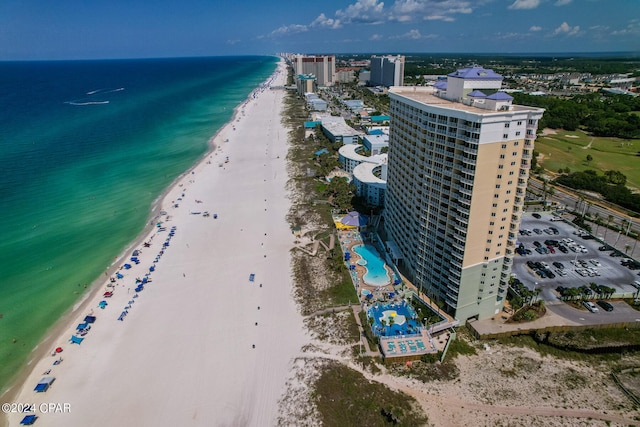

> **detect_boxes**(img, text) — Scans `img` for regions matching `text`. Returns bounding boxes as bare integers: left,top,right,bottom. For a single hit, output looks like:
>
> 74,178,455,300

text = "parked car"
547,246,556,254
599,245,613,251
550,216,563,222
533,241,542,247
583,301,599,313
553,261,565,269
558,245,569,253
596,300,614,312
533,228,543,234
532,213,541,219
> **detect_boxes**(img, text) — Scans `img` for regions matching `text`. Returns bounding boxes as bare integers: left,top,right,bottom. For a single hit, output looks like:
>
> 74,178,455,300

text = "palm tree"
594,212,601,236
605,215,614,239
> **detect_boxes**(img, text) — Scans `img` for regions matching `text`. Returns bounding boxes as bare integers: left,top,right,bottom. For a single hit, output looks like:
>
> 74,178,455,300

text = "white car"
583,301,599,313
589,260,601,267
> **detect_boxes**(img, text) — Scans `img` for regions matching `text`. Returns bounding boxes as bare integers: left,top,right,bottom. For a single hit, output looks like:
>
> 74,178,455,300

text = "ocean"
0,56,278,391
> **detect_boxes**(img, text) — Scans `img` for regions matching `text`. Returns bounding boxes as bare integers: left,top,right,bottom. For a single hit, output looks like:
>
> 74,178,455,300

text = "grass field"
536,129,640,190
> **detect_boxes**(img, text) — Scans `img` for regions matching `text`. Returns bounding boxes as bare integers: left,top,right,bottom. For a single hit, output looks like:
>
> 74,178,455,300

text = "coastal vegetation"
313,361,429,427
283,89,356,316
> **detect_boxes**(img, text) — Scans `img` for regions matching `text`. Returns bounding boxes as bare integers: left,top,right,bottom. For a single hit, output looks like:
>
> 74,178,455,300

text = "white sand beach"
6,60,308,427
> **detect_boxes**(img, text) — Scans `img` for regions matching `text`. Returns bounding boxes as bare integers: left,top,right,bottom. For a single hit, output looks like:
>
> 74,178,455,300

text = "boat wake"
65,100,110,106
86,87,125,95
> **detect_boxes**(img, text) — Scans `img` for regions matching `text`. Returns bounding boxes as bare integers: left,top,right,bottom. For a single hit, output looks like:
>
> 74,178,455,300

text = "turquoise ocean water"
0,56,277,391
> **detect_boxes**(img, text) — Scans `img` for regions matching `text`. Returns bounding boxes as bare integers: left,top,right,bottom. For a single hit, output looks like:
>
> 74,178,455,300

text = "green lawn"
536,130,640,189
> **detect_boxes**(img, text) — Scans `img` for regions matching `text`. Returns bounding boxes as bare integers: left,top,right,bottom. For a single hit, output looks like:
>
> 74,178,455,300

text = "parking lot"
512,212,640,305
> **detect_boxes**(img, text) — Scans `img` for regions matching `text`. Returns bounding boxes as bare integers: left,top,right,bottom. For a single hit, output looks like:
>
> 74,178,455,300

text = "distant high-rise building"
291,54,335,87
370,55,405,87
384,66,544,322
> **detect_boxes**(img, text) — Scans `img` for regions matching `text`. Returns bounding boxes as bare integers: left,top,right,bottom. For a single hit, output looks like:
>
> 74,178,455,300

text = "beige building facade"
384,66,544,322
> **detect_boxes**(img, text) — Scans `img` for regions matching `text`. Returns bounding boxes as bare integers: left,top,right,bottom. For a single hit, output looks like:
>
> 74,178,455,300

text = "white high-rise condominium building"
370,55,405,87
384,66,545,322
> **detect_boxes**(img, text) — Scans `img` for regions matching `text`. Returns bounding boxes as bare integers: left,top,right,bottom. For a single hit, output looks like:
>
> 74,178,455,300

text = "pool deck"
338,228,395,298
378,329,440,360
336,223,457,361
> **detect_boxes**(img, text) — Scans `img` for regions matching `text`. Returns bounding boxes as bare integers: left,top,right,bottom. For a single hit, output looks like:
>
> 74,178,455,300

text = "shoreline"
0,65,254,404
4,58,305,426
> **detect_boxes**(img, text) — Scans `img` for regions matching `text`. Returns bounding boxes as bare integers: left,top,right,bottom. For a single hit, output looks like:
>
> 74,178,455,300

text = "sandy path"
6,60,308,427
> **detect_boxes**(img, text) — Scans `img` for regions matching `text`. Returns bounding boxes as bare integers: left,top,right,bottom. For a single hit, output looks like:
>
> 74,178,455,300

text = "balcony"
455,184,473,196
457,176,474,187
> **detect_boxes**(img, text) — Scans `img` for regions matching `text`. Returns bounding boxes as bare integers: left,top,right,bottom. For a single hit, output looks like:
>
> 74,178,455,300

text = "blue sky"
1,0,638,60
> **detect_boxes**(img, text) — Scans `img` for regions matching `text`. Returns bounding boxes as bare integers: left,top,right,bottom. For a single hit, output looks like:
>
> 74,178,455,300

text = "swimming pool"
367,301,421,337
353,244,390,287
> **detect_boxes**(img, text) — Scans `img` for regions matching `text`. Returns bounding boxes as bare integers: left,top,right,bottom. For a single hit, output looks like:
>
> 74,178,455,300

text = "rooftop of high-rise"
389,86,540,114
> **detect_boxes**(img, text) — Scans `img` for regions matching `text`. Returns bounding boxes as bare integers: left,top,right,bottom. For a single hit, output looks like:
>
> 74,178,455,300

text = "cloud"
529,25,542,31
311,13,342,29
553,21,580,36
425,15,455,22
391,0,473,23
390,29,439,40
226,39,240,45
370,33,383,40
508,0,541,10
270,24,308,37
611,19,640,36
335,0,386,24
554,0,572,5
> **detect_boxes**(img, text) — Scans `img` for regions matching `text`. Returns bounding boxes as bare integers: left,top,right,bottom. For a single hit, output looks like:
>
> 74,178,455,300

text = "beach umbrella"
340,211,368,227
55,347,63,353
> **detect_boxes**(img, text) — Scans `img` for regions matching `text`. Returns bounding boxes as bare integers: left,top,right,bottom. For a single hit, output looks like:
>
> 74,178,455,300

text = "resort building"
370,55,405,87
338,144,385,174
359,70,371,86
291,54,335,87
335,67,358,83
304,93,327,111
338,145,387,207
296,74,316,95
318,115,361,145
362,133,388,155
384,65,544,322
353,159,387,207
342,99,364,114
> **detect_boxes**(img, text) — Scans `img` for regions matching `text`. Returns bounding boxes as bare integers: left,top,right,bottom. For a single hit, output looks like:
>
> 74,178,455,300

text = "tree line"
554,169,640,213
513,92,640,139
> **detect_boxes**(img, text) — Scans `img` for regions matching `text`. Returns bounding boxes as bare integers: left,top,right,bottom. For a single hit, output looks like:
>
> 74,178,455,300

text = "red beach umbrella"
55,347,63,353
